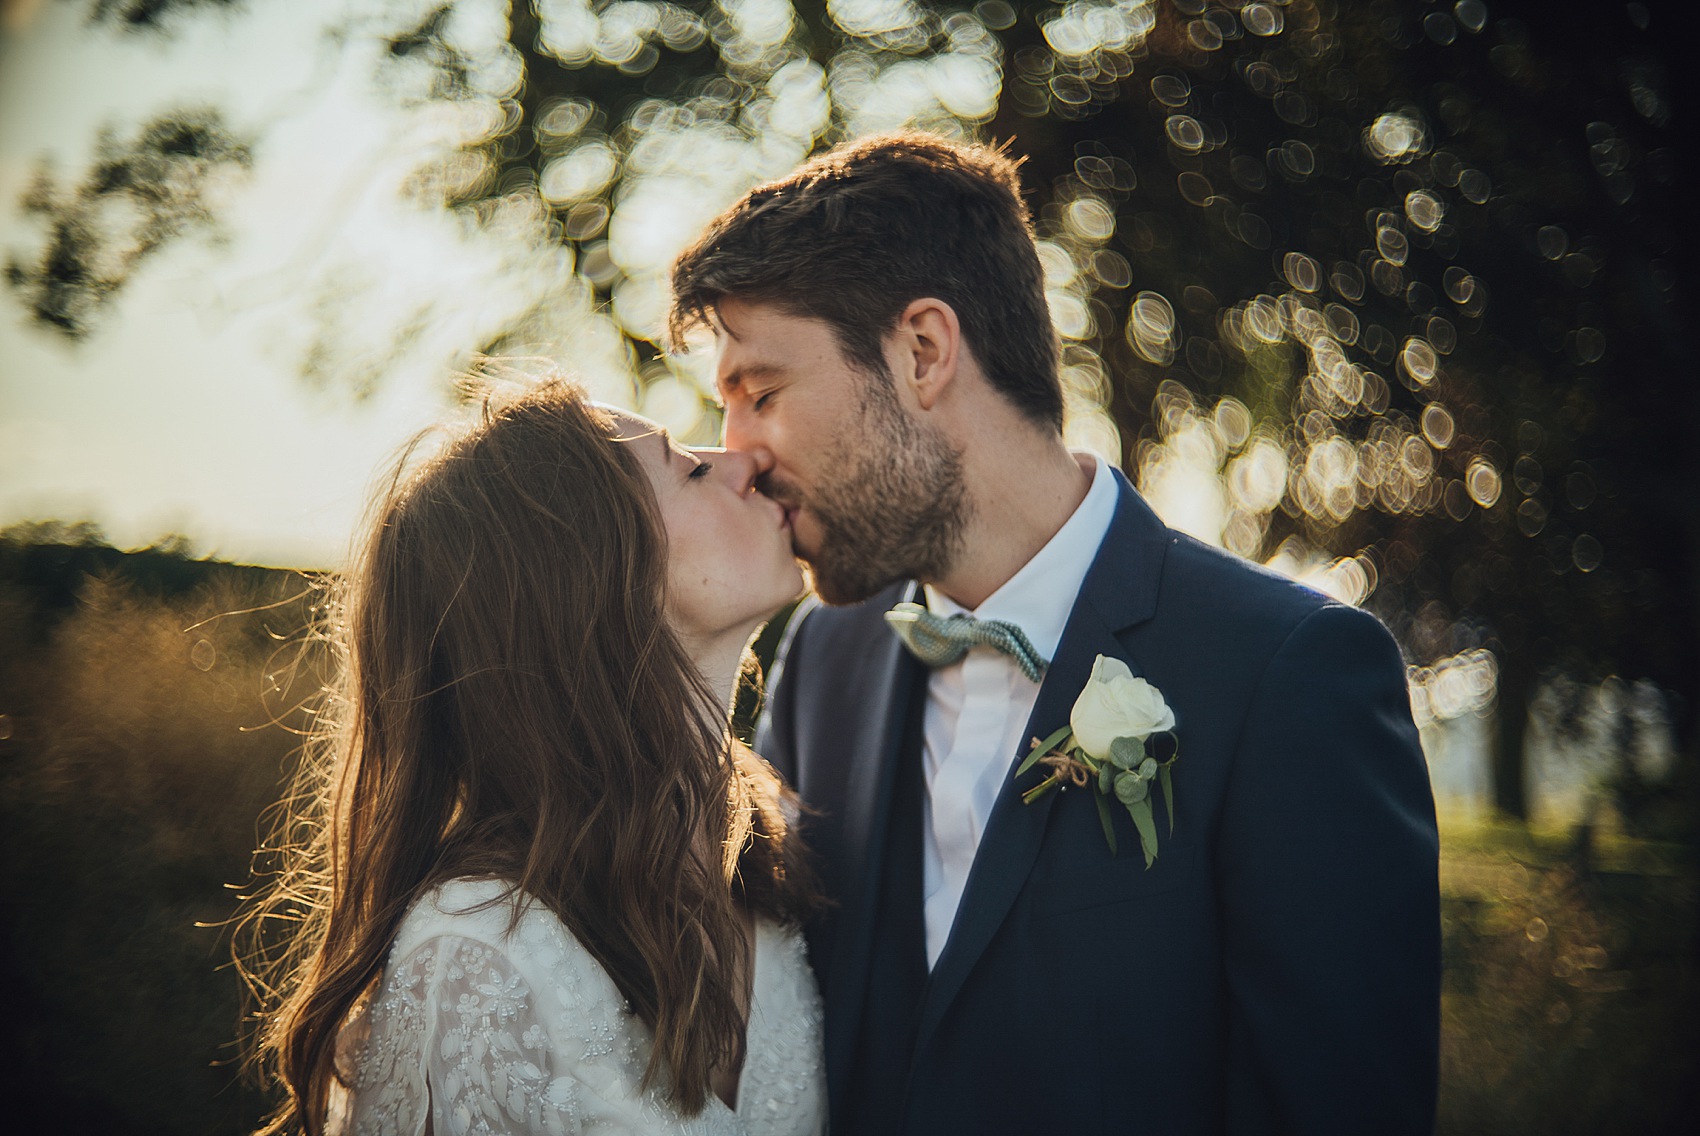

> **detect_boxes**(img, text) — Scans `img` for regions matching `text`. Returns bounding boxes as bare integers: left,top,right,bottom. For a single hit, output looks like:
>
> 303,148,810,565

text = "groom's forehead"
711,295,830,343
711,307,811,374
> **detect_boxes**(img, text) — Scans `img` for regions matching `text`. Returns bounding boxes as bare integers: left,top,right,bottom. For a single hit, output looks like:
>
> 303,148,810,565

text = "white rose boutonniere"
1070,656,1176,758
1016,655,1179,865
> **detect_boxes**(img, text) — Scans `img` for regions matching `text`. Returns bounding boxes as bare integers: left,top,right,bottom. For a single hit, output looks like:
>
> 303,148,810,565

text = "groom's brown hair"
670,131,1063,429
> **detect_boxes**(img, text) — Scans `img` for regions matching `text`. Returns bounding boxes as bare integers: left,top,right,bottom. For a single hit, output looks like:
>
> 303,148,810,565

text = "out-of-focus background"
0,1,1693,1132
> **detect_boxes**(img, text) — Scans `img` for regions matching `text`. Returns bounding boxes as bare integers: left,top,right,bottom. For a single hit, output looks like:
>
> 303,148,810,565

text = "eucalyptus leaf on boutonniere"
1016,655,1179,866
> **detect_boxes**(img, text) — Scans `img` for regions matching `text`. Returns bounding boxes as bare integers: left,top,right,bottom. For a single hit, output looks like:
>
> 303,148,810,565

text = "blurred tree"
4,108,252,336
374,0,1691,821
6,0,1692,820
1,2,260,336
967,0,1696,823
89,0,245,28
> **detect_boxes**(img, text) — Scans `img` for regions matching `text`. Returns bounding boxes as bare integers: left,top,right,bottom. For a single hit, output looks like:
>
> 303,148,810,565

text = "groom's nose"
716,447,762,493
719,404,769,463
727,437,775,479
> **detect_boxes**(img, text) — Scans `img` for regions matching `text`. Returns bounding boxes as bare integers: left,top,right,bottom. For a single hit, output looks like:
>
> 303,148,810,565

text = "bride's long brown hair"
238,379,815,1134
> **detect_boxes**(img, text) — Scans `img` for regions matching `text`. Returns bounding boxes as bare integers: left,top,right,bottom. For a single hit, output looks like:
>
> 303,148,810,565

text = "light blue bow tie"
884,601,1049,683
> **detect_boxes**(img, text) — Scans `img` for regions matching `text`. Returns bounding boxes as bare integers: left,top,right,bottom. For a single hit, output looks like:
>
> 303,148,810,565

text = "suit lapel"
822,583,925,1107
912,473,1172,1057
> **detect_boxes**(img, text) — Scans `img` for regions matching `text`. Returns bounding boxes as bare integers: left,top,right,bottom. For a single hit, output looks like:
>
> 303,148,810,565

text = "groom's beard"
781,389,969,606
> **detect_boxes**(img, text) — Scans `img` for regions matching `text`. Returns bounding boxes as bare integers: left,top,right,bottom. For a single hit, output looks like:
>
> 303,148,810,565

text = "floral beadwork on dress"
337,878,825,1136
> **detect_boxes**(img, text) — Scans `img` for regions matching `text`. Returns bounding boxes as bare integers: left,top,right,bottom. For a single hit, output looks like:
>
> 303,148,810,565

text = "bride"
240,380,826,1135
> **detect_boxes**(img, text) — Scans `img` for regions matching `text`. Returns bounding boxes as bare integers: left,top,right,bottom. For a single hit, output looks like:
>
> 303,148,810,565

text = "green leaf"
1098,761,1115,796
1127,798,1159,868
1094,789,1118,855
1114,771,1148,804
1159,764,1175,835
1017,724,1074,776
1037,723,1074,753
1109,735,1144,770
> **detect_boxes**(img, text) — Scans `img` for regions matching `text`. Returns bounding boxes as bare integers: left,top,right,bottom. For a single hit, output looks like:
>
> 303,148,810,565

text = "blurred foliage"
1437,819,1700,1134
3,107,251,336
0,541,1694,1133
358,0,1694,821
0,533,324,1135
3,4,1694,1129
6,2,1692,812
90,0,248,31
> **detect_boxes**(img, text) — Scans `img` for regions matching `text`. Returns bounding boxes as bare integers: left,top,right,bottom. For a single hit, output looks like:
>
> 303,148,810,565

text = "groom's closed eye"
718,362,786,400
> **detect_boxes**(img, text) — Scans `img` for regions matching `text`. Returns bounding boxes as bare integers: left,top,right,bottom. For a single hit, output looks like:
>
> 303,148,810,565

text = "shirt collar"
924,454,1119,663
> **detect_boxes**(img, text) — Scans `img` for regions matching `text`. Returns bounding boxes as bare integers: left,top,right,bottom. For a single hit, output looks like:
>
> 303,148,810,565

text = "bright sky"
0,0,636,568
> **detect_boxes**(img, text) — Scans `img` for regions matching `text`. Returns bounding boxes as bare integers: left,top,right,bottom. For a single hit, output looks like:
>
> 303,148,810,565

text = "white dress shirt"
919,455,1119,967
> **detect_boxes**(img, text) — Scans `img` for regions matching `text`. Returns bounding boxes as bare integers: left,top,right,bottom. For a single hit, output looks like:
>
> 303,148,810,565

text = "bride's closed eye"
688,461,713,480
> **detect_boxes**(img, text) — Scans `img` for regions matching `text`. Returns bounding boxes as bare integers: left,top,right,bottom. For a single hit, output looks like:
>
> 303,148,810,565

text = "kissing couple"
244,133,1441,1136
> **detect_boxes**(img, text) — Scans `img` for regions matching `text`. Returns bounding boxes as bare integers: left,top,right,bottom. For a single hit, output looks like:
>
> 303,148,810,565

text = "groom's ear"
892,298,961,412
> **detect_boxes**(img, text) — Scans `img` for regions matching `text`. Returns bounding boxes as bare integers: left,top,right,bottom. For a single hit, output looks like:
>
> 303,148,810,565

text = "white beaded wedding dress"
333,877,827,1136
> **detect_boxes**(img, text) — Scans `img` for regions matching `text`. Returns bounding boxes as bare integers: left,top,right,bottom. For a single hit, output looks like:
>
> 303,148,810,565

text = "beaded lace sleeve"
347,921,747,1136
338,879,812,1136
348,931,659,1136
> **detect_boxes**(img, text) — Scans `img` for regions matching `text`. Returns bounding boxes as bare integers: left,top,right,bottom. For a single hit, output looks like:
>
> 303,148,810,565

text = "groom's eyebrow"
718,363,783,396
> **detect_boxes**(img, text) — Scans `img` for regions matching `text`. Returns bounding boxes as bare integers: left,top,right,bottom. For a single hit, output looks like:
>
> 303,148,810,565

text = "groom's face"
713,298,967,605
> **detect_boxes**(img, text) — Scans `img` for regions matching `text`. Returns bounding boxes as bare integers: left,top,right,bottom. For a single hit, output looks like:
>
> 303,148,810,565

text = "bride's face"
609,410,804,645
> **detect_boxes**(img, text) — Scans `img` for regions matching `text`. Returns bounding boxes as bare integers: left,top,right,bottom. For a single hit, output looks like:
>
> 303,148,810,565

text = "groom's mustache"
755,473,802,511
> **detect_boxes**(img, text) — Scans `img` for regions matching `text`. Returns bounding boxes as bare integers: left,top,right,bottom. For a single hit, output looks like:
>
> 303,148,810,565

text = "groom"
671,133,1440,1134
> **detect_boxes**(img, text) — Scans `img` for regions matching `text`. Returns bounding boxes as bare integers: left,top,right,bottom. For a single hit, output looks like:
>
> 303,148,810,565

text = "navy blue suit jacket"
756,472,1441,1135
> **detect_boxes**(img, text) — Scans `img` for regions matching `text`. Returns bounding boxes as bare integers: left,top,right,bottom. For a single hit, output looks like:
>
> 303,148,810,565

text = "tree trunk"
1494,653,1532,820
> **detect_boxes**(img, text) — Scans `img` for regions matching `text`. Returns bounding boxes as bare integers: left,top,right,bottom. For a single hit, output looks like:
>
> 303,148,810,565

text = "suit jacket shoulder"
1155,531,1377,649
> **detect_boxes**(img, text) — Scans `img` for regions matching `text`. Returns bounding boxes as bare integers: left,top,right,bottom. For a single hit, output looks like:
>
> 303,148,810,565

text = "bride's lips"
760,493,793,530
760,493,797,529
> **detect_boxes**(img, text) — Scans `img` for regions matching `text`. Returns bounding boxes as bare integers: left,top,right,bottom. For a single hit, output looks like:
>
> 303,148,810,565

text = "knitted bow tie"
883,601,1049,683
